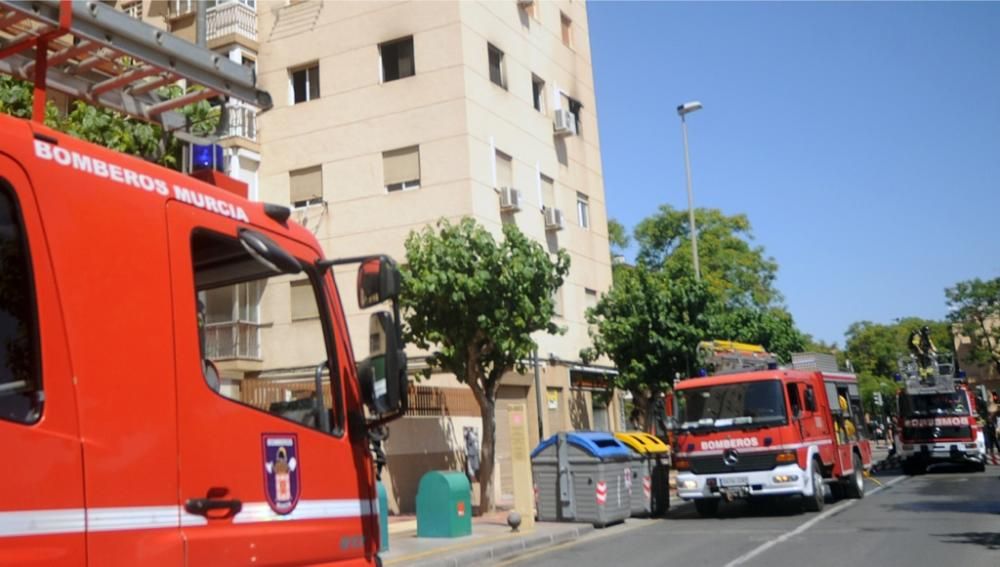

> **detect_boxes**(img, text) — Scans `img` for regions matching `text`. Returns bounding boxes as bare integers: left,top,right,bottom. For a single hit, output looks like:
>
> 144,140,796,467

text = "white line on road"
720,476,907,567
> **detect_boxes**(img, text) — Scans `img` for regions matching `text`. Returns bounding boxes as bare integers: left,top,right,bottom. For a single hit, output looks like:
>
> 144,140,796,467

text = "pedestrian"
984,405,999,457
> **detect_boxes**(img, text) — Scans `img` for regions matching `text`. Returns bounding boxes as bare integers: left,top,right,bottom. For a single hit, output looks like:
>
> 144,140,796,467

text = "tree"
0,76,218,169
845,317,952,379
946,277,1000,376
582,267,714,427
400,218,569,514
708,306,807,364
633,205,780,308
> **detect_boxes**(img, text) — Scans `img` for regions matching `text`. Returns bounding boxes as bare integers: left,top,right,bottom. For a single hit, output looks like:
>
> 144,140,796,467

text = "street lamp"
677,100,703,281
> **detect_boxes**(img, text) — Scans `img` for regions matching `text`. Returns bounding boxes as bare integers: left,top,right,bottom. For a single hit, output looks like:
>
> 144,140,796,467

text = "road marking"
720,476,907,567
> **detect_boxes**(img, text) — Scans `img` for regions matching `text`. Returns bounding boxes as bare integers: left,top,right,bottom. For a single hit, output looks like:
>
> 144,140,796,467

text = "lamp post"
677,100,703,281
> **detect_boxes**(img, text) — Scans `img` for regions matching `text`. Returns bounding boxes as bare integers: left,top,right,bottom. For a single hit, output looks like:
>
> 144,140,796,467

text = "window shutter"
541,175,555,208
383,146,420,186
496,151,513,188
290,166,323,204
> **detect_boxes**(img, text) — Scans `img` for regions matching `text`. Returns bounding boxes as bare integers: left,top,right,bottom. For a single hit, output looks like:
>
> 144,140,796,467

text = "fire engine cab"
673,344,872,517
0,2,408,565
894,353,986,475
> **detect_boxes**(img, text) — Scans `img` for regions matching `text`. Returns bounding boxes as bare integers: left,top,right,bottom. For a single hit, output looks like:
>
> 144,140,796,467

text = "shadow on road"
936,532,1000,550
667,497,809,520
891,499,1000,514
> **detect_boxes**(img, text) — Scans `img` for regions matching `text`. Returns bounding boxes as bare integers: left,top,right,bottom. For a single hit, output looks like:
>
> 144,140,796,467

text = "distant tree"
709,306,807,364
633,205,780,308
946,277,1000,376
844,317,951,379
582,267,714,428
0,76,218,169
401,218,569,514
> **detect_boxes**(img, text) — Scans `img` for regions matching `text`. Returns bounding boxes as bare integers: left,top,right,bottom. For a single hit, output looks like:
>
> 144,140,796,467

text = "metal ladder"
0,0,272,129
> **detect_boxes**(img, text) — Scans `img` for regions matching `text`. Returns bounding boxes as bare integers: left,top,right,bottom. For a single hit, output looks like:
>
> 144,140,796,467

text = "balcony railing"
221,103,258,142
207,1,258,42
205,321,261,360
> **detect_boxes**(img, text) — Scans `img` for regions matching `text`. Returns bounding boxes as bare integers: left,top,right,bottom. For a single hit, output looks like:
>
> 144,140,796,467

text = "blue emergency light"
192,144,224,172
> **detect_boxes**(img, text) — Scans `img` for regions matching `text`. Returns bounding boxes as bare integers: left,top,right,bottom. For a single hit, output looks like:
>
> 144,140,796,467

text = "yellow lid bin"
614,431,670,455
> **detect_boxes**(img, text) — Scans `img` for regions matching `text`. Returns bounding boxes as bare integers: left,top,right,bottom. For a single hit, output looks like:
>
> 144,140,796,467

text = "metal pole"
534,349,545,440
680,115,701,281
196,1,207,47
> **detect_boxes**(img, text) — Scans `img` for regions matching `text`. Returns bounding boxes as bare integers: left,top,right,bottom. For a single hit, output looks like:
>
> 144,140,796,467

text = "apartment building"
125,0,618,514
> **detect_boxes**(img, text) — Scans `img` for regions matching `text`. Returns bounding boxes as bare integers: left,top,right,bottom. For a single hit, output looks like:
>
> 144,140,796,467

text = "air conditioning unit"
544,207,564,231
499,187,522,212
553,109,577,137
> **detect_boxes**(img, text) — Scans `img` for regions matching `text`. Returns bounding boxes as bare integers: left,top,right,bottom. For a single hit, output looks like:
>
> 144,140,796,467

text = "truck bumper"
900,438,985,464
676,463,809,501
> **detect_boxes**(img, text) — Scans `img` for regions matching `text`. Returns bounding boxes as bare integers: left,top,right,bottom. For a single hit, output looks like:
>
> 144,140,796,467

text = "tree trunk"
477,396,497,514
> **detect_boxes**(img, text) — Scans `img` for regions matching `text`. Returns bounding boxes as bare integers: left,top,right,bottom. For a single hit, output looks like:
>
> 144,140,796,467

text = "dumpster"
615,431,671,517
531,431,632,527
416,471,472,538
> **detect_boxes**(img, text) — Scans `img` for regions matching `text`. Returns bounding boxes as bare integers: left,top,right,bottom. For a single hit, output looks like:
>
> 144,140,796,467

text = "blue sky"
587,1,1000,345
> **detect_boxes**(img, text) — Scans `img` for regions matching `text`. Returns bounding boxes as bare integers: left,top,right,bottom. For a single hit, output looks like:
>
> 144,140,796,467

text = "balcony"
221,103,258,142
207,1,257,43
204,321,261,360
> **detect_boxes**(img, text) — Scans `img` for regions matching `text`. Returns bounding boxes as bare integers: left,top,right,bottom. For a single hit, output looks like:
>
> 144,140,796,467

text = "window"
495,150,513,189
0,183,41,424
380,37,415,82
560,12,573,47
787,383,802,416
241,54,257,74
289,166,323,208
168,0,193,17
208,0,256,8
532,75,546,113
560,94,583,135
521,0,537,20
383,146,420,192
200,282,263,360
290,279,319,320
290,64,320,104
540,174,555,210
552,287,563,317
122,0,142,19
584,288,598,312
191,231,343,434
576,192,590,229
488,43,506,89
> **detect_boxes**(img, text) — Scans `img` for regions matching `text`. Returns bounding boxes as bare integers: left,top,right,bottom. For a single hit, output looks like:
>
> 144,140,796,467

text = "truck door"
0,157,84,566
791,382,834,464
166,203,373,566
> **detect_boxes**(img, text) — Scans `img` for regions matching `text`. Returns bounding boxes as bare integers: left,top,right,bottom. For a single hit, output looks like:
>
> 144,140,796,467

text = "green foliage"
582,266,714,399
946,277,1000,374
607,218,630,257
709,306,807,364
634,205,780,308
845,317,952,379
0,77,219,170
857,371,899,417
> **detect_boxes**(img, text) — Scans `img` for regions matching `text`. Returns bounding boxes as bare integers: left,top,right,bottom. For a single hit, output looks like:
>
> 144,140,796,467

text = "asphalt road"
502,464,1000,567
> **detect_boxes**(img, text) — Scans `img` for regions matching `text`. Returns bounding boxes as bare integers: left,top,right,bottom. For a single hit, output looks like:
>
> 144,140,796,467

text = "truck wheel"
802,458,825,513
844,453,865,499
973,460,986,473
694,499,720,518
902,459,924,476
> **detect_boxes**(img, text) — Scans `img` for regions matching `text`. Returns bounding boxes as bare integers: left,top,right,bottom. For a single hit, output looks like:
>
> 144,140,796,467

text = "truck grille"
903,426,971,441
689,452,779,474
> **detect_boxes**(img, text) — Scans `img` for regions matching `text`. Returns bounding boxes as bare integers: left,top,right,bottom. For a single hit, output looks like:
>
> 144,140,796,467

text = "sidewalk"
381,510,663,567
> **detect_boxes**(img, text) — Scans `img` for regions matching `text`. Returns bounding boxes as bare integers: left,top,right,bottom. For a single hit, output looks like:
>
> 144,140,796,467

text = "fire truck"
673,345,872,517
0,2,408,565
894,353,986,474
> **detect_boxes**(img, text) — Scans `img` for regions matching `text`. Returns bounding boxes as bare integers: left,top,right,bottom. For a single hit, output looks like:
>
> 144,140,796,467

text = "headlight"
772,474,799,484
680,480,698,490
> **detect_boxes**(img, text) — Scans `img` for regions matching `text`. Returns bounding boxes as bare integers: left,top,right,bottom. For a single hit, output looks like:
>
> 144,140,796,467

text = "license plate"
720,476,749,487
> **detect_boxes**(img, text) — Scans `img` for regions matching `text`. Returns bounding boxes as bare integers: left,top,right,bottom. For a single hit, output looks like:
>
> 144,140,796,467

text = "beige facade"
127,0,618,514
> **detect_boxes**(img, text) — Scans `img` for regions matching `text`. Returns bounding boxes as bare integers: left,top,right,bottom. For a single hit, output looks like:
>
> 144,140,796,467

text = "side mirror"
805,388,817,412
359,312,408,416
358,256,401,309
238,228,302,275
663,416,678,432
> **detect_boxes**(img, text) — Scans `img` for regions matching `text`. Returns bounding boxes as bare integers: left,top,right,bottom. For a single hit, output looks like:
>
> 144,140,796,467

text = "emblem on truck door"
263,434,301,514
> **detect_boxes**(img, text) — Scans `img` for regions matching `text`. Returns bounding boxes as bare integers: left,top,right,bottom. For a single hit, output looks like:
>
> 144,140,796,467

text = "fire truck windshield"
676,379,787,431
900,392,969,417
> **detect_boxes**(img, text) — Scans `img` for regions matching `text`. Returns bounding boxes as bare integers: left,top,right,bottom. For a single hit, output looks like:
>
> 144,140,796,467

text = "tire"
973,460,986,473
844,453,865,499
902,459,925,476
829,482,846,501
802,458,825,513
694,498,720,518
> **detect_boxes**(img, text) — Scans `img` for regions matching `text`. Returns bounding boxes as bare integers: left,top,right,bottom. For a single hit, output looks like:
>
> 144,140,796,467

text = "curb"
401,525,596,567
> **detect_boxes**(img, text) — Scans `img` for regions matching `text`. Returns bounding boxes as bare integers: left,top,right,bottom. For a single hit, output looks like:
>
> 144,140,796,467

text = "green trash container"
416,471,472,538
377,481,389,551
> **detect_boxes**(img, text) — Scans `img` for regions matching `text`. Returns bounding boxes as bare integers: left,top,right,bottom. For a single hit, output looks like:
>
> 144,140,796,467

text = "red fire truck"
894,354,986,474
673,347,872,517
0,2,407,565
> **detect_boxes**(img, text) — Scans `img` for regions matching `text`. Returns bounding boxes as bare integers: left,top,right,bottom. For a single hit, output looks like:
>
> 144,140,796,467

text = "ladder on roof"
0,0,272,130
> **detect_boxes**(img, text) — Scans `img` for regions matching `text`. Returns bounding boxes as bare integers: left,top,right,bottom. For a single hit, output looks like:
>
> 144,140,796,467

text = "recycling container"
615,431,671,517
415,471,472,538
531,431,632,527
